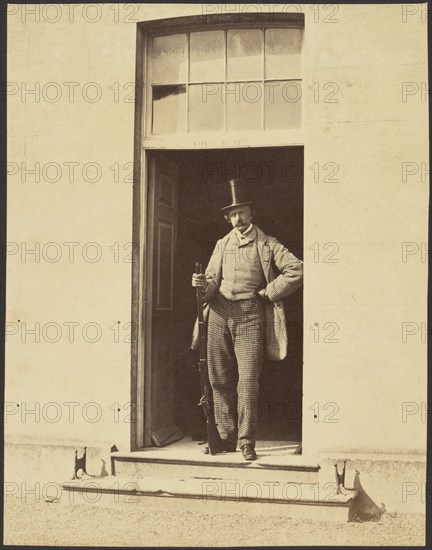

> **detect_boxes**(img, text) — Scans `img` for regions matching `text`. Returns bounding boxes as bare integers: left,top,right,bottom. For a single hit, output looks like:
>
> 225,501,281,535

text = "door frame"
131,14,306,451
130,25,146,449
132,146,305,450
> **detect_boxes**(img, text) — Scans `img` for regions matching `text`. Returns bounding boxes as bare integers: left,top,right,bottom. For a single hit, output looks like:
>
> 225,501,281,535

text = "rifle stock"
195,262,225,455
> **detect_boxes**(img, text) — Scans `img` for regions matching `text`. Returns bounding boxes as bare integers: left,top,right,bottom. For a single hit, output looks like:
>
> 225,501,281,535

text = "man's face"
227,205,253,233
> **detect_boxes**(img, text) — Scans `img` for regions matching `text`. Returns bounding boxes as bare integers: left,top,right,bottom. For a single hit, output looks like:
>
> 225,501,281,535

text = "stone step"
111,450,320,484
62,475,358,522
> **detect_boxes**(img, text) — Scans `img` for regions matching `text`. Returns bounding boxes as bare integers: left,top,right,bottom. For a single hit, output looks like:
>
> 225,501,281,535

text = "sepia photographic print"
4,2,429,546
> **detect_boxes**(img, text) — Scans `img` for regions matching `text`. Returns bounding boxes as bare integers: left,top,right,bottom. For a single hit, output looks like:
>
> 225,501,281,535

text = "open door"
140,147,303,450
145,153,182,446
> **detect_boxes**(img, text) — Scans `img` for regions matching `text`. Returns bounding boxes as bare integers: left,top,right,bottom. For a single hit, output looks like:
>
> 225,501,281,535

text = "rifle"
195,262,225,455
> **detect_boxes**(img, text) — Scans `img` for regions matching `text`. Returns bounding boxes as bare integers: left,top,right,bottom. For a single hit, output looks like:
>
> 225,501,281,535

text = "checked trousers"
207,293,265,448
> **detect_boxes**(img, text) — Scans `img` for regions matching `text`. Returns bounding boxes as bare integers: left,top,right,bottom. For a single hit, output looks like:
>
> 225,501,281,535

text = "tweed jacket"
191,226,303,361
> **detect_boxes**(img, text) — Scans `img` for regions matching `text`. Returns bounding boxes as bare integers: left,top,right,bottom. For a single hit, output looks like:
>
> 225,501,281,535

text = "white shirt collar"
235,223,254,241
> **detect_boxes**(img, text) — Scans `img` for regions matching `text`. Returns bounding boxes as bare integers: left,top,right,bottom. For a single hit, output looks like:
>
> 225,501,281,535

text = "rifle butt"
207,421,225,455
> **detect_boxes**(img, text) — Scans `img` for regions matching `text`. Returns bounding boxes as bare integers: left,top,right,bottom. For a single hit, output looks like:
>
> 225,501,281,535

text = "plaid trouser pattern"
207,293,265,447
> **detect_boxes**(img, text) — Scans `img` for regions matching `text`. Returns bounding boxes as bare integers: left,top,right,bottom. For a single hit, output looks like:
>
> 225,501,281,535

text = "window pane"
227,29,263,81
190,31,225,82
152,85,186,134
226,82,262,131
265,80,302,129
265,28,302,79
152,34,187,84
189,84,224,132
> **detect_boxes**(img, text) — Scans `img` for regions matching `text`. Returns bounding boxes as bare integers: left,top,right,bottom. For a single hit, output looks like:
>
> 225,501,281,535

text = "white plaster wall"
302,3,428,454
6,4,428,458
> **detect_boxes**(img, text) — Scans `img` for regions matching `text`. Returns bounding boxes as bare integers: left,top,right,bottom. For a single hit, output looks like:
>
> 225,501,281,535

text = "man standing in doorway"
192,179,303,461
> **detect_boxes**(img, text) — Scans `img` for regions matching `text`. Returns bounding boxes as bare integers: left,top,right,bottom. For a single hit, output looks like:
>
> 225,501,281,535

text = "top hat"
220,179,253,212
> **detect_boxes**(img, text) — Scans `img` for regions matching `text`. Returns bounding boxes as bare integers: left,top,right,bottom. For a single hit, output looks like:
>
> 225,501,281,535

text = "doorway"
144,146,303,450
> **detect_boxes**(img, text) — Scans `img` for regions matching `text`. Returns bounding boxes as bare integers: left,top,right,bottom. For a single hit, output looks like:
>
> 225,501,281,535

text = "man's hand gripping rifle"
195,262,225,455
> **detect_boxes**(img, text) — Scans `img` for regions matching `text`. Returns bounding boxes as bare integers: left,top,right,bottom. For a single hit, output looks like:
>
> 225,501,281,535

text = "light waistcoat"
219,226,265,300
192,225,304,361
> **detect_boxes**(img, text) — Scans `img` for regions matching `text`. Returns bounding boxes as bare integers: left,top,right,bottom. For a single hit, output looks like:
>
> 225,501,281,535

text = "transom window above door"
147,27,302,136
